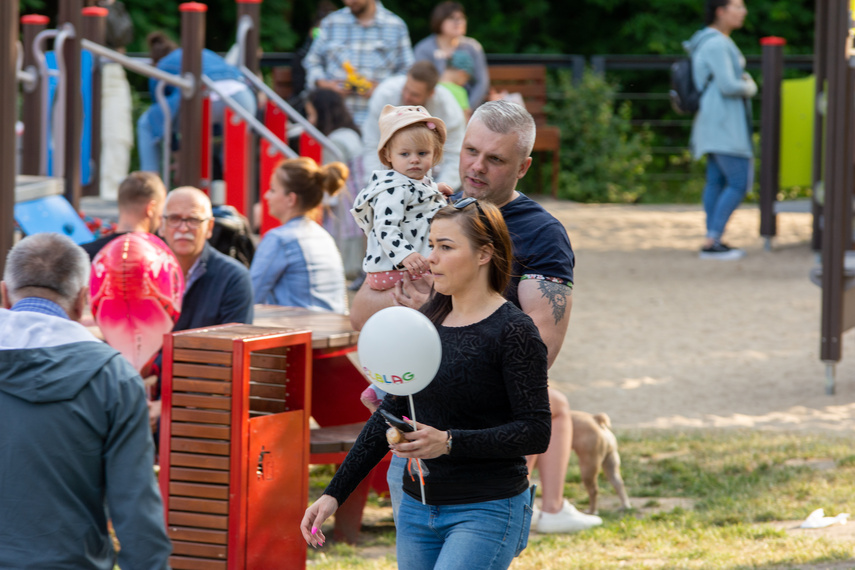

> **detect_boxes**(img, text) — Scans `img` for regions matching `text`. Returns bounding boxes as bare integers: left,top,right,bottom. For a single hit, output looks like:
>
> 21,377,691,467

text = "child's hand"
437,183,454,197
402,252,429,276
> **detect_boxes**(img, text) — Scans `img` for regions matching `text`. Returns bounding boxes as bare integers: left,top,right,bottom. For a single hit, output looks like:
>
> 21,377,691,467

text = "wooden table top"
252,305,359,350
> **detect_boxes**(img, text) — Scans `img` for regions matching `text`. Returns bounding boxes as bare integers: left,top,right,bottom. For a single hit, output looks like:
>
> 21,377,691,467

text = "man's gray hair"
4,233,90,302
470,100,536,158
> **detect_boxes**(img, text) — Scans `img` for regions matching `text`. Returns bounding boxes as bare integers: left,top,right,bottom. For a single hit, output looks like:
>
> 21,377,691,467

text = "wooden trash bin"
159,324,313,570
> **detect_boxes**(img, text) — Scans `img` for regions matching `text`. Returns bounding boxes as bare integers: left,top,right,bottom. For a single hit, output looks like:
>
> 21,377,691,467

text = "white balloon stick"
408,394,426,505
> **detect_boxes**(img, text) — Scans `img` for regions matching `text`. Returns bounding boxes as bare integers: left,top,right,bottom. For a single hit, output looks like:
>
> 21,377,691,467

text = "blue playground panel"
14,195,94,245
45,49,93,185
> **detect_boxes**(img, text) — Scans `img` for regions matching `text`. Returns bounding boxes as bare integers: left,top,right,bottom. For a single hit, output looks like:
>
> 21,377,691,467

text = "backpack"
208,205,256,268
669,36,714,115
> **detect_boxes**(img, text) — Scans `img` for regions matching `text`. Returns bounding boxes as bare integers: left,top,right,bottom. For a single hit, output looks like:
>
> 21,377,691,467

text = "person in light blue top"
250,157,348,313
137,31,256,174
686,0,757,260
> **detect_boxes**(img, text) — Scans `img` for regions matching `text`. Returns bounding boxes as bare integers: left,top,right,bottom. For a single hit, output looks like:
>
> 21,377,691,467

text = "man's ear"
517,156,533,181
0,282,10,309
69,286,88,323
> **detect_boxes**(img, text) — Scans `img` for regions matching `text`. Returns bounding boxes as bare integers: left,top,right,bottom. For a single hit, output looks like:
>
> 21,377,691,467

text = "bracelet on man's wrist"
445,430,453,455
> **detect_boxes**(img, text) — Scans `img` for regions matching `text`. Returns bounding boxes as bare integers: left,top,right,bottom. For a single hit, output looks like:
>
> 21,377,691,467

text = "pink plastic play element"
90,232,185,371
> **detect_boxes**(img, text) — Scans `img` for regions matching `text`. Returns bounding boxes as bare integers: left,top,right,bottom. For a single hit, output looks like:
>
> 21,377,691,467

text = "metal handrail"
236,14,252,71
201,75,297,160
15,41,37,91
155,81,173,189
239,66,343,162
81,39,194,97
32,28,59,175
52,23,73,179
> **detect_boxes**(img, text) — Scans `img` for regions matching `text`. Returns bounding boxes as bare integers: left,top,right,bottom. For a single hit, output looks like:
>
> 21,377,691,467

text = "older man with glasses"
161,186,254,331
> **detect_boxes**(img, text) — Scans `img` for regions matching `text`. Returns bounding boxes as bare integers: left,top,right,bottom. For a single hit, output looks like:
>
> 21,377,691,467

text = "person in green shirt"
439,50,474,121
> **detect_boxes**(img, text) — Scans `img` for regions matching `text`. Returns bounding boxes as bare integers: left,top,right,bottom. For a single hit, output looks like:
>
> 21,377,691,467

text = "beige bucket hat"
377,104,447,167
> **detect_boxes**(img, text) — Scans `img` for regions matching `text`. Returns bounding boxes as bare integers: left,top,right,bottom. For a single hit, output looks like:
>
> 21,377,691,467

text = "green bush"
547,69,653,203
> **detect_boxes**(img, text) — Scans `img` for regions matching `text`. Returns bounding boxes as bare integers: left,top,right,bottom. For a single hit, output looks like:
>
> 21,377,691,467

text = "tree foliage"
19,0,817,57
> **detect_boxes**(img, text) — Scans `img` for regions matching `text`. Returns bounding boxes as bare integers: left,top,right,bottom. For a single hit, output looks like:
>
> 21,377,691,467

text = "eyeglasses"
163,215,210,230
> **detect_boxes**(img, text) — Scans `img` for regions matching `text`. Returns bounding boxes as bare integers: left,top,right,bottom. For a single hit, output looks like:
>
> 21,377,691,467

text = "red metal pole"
224,107,250,215
260,99,286,235
0,0,17,276
20,15,49,177
177,2,206,188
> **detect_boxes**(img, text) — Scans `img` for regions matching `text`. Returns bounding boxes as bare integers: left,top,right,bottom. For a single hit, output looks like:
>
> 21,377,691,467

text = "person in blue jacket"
137,31,257,174
686,0,756,260
250,157,348,313
0,233,172,569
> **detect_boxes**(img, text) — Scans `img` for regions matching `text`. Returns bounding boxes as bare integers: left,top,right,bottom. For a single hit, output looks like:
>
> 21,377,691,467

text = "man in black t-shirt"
388,101,601,534
80,172,166,260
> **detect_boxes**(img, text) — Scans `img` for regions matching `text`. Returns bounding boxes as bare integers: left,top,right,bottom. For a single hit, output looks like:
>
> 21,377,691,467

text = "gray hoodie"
0,307,171,569
685,27,757,160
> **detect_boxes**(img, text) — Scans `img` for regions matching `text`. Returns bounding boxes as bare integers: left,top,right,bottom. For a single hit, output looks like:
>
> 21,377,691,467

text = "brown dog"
571,411,631,514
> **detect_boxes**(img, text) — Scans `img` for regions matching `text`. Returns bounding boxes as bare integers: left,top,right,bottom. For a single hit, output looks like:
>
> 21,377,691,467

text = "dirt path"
540,199,855,433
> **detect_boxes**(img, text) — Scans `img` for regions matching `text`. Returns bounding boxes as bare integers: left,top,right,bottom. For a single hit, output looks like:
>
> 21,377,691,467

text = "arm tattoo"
538,280,569,325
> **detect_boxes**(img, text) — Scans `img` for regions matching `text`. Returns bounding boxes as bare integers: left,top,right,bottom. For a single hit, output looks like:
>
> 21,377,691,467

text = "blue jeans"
136,86,257,174
395,489,533,570
702,153,754,241
387,453,406,522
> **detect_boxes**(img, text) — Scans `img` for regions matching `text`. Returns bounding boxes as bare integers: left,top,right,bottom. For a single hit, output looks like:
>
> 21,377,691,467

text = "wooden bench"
488,65,561,198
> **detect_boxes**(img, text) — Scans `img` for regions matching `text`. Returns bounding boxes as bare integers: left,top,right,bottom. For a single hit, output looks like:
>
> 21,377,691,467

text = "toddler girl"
350,105,449,291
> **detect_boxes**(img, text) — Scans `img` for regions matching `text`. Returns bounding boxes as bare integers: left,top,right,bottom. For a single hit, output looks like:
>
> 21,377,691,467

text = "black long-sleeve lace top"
324,302,551,506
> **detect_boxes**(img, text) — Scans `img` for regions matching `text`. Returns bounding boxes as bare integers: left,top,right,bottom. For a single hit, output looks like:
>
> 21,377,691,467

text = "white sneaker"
535,500,603,533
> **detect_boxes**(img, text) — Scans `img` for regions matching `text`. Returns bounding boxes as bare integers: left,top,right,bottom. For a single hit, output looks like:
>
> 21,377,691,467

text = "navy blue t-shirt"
500,193,574,307
449,192,574,308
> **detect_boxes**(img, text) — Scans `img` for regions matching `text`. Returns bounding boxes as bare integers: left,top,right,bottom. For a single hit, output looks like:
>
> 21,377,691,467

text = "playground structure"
2,0,344,268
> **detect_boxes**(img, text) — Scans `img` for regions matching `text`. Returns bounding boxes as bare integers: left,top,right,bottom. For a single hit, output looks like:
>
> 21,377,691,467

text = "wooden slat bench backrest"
487,65,550,125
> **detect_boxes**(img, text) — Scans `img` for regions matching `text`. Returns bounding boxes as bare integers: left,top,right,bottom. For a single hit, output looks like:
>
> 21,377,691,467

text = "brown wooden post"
811,0,829,252
60,0,83,209
237,0,261,74
0,0,18,275
819,0,855,392
177,2,206,188
81,6,107,197
20,15,49,176
758,37,785,245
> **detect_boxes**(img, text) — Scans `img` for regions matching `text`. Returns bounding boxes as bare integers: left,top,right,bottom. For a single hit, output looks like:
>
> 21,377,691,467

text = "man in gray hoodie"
0,233,171,569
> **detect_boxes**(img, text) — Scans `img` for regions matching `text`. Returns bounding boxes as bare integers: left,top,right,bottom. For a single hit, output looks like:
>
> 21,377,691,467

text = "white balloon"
357,306,442,396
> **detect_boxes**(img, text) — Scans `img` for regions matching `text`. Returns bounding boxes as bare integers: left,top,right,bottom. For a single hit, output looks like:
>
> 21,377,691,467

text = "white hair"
470,100,536,158
3,233,90,303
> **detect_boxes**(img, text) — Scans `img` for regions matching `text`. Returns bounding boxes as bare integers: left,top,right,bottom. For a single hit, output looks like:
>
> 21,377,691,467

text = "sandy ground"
539,198,855,434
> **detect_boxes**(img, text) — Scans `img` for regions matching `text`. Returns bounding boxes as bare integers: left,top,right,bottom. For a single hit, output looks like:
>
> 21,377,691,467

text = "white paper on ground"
800,508,850,529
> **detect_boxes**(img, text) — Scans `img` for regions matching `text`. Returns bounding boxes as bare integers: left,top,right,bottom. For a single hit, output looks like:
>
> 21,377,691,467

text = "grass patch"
307,429,855,569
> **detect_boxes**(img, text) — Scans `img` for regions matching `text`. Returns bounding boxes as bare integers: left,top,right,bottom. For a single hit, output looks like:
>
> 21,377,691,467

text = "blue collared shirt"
11,297,70,320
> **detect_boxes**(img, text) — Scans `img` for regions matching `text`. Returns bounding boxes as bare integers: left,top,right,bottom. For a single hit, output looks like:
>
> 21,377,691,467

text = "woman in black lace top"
301,199,551,569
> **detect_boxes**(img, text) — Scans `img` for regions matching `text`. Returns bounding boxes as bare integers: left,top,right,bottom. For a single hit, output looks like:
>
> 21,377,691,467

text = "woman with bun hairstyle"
249,157,348,312
302,199,550,569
